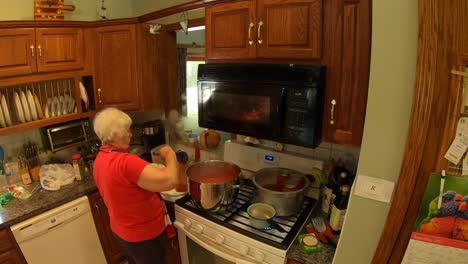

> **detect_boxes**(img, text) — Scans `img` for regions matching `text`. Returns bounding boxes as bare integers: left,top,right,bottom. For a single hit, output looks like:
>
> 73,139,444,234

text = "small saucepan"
247,203,287,233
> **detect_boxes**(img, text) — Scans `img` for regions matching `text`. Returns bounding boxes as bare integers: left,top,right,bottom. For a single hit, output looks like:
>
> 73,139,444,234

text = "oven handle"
174,221,255,264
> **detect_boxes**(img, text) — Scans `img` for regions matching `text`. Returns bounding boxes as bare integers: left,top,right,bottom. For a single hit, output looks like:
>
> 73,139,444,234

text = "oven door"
175,221,254,264
198,81,284,140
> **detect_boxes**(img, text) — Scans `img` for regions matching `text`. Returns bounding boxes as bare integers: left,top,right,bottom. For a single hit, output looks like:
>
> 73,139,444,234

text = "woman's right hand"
158,145,176,160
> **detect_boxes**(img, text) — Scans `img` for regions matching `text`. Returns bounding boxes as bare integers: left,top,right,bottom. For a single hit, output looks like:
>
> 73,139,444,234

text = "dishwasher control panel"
11,196,91,243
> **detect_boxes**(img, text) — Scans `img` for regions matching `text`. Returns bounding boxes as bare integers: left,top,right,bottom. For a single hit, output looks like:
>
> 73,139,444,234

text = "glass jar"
72,154,85,180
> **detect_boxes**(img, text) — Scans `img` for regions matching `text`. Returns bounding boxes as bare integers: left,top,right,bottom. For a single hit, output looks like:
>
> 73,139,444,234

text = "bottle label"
21,170,32,185
321,186,333,214
329,204,347,231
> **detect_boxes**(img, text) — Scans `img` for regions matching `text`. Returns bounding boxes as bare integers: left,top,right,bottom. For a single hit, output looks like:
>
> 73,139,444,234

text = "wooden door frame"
372,0,468,262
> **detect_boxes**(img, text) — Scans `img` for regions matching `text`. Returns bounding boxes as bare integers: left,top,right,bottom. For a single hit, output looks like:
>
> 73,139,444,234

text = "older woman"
93,107,178,264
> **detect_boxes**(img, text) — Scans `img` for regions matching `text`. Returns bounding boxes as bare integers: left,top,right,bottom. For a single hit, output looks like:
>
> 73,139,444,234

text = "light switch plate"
354,175,395,203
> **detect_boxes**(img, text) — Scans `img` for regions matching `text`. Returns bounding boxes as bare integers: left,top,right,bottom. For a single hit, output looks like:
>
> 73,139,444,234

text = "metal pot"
253,167,309,216
186,160,241,211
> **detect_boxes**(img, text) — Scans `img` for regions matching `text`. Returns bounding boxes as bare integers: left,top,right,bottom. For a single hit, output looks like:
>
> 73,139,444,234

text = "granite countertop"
287,213,337,264
0,176,98,229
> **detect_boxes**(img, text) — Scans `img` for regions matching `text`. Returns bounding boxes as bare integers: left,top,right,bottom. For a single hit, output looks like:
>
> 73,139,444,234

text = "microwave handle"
277,87,286,135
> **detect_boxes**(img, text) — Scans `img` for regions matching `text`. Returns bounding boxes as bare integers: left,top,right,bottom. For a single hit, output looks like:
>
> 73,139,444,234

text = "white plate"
63,94,70,114
1,95,11,126
0,96,6,128
52,96,60,116
68,97,75,113
79,82,89,110
44,98,51,118
58,95,66,115
26,90,38,121
33,93,43,120
14,92,25,123
20,91,31,122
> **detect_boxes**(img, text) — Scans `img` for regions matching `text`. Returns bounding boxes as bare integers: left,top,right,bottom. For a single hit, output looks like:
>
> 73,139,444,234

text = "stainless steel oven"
174,141,323,264
197,64,325,148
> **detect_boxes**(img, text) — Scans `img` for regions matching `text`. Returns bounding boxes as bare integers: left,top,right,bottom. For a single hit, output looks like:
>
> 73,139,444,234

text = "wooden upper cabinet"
94,24,140,111
0,28,37,77
36,28,84,72
206,0,256,59
321,0,371,147
257,0,322,59
0,28,84,78
206,0,322,60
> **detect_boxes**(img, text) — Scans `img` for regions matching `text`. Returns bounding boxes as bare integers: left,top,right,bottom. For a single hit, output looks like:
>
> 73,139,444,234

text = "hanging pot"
186,160,241,211
253,167,309,216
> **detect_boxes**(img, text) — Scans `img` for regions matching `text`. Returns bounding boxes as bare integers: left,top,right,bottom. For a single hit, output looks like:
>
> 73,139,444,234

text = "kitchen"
0,0,465,264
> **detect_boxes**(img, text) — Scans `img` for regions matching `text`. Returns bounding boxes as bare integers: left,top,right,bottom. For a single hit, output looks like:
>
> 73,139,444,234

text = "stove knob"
254,251,265,262
194,224,204,234
238,244,249,255
184,219,192,228
215,234,225,245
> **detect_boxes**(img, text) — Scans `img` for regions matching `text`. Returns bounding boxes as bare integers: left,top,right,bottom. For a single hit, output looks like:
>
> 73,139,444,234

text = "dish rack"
0,78,87,128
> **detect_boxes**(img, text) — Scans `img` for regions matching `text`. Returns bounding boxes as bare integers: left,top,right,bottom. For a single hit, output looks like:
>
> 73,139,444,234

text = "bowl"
247,203,276,229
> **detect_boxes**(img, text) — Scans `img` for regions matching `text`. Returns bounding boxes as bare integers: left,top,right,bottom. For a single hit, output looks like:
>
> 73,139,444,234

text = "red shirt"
94,145,165,242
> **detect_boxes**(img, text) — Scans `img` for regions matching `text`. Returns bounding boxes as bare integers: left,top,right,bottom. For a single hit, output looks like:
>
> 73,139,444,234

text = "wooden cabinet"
94,24,140,111
0,28,84,77
88,191,125,264
0,229,26,264
321,0,371,147
206,0,322,60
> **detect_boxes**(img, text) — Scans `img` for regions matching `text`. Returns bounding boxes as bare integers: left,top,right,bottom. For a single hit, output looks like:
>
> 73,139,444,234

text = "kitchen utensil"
247,203,287,232
253,167,309,216
186,160,241,211
310,216,336,248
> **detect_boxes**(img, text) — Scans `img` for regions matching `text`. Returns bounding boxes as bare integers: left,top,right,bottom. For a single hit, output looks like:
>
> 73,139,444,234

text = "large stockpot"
186,160,241,211
253,167,310,216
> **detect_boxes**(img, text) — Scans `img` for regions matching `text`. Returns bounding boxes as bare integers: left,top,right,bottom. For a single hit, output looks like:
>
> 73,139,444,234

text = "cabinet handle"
98,88,103,103
37,45,42,58
248,22,254,45
330,99,337,125
94,203,101,215
257,21,264,44
30,45,35,57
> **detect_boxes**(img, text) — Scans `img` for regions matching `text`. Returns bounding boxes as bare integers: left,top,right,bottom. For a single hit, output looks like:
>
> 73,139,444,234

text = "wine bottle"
329,185,350,234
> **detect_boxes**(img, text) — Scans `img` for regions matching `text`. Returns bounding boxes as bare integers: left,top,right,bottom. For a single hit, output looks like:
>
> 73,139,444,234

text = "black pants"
114,232,167,264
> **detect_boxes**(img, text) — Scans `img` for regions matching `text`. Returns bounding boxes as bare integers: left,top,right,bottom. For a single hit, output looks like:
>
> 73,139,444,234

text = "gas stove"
174,141,324,264
175,181,317,250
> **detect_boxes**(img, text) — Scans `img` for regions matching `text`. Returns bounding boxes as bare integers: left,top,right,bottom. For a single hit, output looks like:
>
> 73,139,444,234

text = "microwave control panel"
284,87,321,147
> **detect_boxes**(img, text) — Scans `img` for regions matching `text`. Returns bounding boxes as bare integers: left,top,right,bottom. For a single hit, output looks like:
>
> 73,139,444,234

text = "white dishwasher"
11,196,106,264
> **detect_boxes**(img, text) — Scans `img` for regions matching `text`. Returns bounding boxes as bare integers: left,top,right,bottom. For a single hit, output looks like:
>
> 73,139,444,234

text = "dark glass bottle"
329,185,350,234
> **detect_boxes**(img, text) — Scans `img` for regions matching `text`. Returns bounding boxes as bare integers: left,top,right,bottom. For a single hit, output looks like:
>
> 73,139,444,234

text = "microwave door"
198,82,283,140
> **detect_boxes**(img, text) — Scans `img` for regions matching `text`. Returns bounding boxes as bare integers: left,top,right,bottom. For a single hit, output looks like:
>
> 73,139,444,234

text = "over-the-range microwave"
41,118,93,152
197,63,325,148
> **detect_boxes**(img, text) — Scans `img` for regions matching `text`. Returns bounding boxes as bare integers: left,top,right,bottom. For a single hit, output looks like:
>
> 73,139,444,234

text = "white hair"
93,107,132,144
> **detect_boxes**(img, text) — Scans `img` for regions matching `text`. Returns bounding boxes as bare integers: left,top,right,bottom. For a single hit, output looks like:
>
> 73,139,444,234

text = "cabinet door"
95,25,140,110
88,192,125,264
322,0,371,146
0,28,37,77
35,28,84,73
257,0,322,59
206,0,256,59
0,249,24,264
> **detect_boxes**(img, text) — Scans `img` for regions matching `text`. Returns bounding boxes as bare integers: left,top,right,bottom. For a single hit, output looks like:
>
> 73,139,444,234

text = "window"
183,60,205,134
